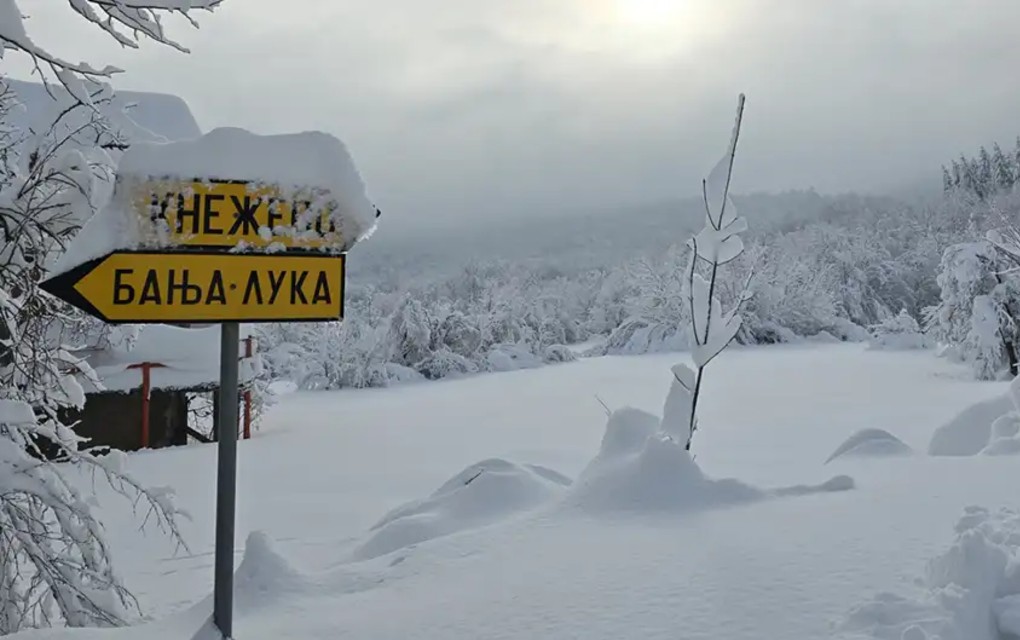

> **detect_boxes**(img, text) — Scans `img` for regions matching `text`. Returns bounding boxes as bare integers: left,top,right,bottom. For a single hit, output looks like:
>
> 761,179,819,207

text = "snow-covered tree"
0,78,189,632
0,1,221,631
993,143,1015,193
946,138,1020,201
927,239,1020,379
1,1,221,92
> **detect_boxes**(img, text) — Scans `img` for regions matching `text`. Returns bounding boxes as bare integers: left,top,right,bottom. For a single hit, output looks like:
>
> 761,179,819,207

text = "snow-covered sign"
41,251,346,324
84,127,379,256
41,127,376,325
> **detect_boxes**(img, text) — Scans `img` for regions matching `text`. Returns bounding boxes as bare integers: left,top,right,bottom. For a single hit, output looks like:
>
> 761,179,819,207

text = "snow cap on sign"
118,127,379,237
48,127,379,277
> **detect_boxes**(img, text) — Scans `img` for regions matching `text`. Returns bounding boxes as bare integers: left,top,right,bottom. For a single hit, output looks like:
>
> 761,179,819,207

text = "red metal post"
242,337,253,440
140,363,151,449
127,362,166,450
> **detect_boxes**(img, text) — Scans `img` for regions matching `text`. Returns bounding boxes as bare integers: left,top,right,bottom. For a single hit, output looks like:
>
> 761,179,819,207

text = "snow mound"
486,344,543,372
1,531,305,639
567,427,764,513
353,458,571,560
826,429,913,463
981,411,1020,456
233,531,309,611
568,402,854,514
928,394,1012,457
771,475,856,496
267,380,299,396
593,318,691,356
867,310,933,351
805,330,842,344
835,506,1020,640
599,407,660,459
567,405,762,513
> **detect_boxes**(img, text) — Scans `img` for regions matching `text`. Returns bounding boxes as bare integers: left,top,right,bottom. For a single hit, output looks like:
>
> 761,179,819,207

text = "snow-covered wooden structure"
62,325,260,451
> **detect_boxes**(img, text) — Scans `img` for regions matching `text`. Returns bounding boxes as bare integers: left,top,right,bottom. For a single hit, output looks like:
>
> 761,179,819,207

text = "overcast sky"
10,0,1020,229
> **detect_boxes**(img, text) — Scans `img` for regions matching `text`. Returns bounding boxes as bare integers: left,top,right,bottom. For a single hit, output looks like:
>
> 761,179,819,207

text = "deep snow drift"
354,458,571,560
929,375,1020,457
826,429,913,463
562,368,852,514
928,394,1011,456
567,406,764,512
5,344,1015,640
837,507,1020,640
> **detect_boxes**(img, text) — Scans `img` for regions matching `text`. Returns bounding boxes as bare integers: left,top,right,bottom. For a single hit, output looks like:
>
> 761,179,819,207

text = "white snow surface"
7,344,1016,640
826,429,913,463
836,506,1020,640
78,324,257,393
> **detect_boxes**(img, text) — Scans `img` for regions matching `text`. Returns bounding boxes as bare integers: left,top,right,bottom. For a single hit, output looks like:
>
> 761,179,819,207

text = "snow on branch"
661,94,750,451
0,0,223,100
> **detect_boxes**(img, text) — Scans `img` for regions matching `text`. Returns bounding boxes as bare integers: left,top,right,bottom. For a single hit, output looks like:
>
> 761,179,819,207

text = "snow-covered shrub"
419,349,478,380
926,240,1020,379
257,276,583,389
735,237,841,342
868,309,932,350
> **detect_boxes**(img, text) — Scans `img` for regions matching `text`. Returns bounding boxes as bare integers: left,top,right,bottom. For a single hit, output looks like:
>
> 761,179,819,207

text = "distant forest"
943,138,1020,201
260,135,1020,388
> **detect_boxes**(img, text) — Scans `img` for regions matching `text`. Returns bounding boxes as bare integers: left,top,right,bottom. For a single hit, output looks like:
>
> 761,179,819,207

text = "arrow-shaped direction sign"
40,251,345,324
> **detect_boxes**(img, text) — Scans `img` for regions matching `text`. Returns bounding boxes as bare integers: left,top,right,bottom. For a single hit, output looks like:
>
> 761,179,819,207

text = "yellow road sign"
126,178,347,251
41,251,345,324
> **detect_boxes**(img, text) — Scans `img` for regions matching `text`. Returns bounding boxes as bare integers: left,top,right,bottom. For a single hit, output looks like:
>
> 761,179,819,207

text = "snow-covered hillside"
8,344,1015,639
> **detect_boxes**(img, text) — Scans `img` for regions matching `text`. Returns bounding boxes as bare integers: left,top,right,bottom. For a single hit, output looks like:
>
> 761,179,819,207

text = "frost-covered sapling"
663,94,752,451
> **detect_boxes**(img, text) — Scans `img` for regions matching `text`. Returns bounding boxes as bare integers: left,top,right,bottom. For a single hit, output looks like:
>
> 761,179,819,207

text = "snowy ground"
13,343,1017,639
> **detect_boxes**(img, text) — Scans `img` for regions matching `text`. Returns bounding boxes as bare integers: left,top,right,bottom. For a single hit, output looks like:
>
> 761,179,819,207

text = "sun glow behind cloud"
614,0,687,29
567,0,730,62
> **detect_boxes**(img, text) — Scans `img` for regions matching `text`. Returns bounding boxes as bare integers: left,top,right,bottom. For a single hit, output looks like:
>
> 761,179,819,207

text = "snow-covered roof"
5,78,202,144
77,324,258,394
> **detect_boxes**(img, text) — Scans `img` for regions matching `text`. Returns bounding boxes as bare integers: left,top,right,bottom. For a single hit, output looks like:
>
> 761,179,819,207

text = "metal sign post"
213,322,240,638
40,153,368,640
